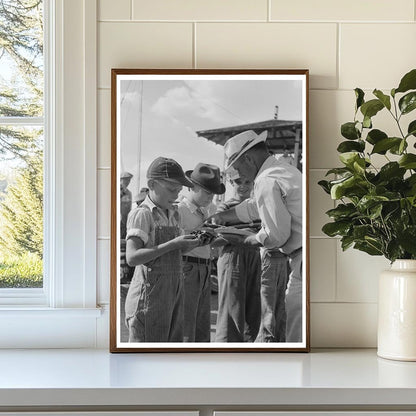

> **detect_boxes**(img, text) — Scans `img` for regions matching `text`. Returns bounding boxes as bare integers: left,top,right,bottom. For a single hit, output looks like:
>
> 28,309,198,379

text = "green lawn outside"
0,252,43,288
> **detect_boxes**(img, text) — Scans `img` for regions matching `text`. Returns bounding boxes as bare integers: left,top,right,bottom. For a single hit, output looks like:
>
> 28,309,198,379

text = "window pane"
0,0,44,117
0,126,43,289
0,0,44,291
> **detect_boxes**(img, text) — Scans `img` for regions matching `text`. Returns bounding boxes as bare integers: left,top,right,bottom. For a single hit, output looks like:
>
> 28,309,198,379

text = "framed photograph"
110,69,310,352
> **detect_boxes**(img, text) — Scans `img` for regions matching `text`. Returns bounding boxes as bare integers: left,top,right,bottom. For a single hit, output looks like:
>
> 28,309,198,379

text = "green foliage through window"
0,0,44,288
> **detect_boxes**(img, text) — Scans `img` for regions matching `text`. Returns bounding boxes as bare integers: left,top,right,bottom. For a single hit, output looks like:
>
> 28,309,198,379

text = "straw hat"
224,130,268,170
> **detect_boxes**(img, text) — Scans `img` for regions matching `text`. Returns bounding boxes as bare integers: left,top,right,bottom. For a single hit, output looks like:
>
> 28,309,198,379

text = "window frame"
0,0,100,348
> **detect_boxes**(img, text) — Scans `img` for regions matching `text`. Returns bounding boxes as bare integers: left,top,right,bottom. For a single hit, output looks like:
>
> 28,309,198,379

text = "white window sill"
0,349,415,410
0,307,102,316
0,307,103,348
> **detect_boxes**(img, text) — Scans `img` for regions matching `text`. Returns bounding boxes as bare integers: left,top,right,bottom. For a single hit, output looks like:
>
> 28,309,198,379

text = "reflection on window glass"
0,0,44,289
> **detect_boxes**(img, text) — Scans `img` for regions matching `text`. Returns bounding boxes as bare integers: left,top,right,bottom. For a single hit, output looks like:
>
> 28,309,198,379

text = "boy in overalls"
178,163,225,342
124,157,200,343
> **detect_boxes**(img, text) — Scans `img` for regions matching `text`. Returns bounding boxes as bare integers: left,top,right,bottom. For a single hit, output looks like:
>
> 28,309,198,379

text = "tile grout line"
267,0,271,22
130,0,133,20
97,19,415,24
336,22,340,90
333,228,338,303
311,301,378,305
193,22,197,69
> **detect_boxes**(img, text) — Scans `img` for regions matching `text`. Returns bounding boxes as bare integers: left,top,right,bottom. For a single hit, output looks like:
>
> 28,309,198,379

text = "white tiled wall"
96,0,416,347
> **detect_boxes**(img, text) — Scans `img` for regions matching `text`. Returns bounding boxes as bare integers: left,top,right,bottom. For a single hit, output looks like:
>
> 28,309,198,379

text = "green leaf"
341,122,360,140
389,139,408,155
326,203,357,220
386,240,403,263
360,99,384,119
353,158,367,174
371,137,402,154
369,203,383,219
339,152,360,167
390,139,407,155
330,176,355,199
407,120,416,138
363,115,372,129
395,69,416,94
341,235,355,251
406,174,416,187
373,89,391,110
318,180,331,194
353,224,374,240
398,227,416,255
325,167,352,176
366,129,388,145
354,241,383,256
330,175,367,200
357,195,389,212
377,162,406,182
399,154,416,169
405,174,416,196
355,88,365,110
339,152,355,166
399,92,416,115
322,221,351,237
337,140,365,153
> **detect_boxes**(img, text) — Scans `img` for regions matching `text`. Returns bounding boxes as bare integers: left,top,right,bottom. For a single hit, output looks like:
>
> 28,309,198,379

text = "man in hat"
124,157,200,343
211,130,303,343
120,171,133,239
178,163,226,342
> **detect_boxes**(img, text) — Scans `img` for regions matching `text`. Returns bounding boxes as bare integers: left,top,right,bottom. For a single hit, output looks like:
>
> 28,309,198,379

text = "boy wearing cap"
124,157,200,343
211,130,303,343
178,163,225,342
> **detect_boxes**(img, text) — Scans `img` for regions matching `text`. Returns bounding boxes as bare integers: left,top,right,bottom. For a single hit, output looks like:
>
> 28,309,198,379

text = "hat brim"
152,176,194,188
225,130,268,170
176,176,195,188
185,171,226,195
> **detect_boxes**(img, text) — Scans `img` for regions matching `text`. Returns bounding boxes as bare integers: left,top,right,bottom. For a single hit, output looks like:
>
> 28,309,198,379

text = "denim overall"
125,208,183,343
215,244,261,343
255,249,288,343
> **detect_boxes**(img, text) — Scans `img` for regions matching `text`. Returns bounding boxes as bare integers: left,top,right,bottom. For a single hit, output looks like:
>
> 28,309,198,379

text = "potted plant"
319,68,416,361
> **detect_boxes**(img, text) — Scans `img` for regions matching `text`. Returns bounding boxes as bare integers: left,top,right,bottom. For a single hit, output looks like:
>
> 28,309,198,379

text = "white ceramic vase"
378,259,416,361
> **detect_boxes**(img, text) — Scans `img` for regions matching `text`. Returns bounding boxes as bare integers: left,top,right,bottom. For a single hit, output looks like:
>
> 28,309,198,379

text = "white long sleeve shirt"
178,197,217,259
235,156,302,255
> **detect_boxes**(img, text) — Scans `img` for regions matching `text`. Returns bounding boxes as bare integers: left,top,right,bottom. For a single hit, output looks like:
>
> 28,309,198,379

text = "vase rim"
391,259,416,270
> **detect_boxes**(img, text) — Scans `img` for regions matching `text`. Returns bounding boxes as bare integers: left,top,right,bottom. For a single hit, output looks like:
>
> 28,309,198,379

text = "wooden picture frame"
110,69,310,352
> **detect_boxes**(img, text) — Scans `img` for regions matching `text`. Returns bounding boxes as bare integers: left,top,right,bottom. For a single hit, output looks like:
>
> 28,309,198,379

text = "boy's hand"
172,234,200,251
192,229,217,246
209,212,230,225
243,234,261,247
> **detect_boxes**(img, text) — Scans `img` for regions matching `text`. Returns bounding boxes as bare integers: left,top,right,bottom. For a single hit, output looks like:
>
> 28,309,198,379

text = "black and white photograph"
110,69,310,352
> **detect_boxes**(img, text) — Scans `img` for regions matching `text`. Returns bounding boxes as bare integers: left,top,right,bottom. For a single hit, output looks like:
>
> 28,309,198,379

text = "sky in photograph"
119,77,303,200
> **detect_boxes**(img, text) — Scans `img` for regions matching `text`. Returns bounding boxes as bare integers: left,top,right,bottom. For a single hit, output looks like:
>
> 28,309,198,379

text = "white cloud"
151,82,231,125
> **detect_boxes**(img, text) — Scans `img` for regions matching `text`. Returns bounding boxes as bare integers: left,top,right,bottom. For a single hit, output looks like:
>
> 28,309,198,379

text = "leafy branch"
319,69,416,262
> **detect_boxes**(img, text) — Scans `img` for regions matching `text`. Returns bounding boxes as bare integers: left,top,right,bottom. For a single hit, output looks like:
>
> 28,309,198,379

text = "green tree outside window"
0,0,44,288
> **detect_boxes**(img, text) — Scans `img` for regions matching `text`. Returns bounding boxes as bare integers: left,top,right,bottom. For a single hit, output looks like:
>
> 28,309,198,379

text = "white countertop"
1,348,416,408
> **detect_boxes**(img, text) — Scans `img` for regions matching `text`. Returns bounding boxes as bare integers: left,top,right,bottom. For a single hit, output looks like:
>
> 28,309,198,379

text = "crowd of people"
120,130,303,344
